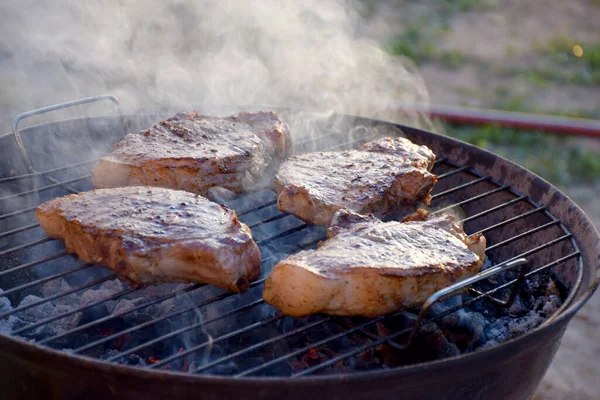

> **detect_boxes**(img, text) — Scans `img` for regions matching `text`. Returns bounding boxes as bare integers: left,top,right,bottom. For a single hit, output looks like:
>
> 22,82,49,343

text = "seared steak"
360,136,435,171
92,110,291,196
274,137,437,226
36,187,261,293
263,210,485,317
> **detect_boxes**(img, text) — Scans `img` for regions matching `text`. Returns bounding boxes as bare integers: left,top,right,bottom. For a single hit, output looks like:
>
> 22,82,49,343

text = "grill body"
0,319,567,400
0,109,598,400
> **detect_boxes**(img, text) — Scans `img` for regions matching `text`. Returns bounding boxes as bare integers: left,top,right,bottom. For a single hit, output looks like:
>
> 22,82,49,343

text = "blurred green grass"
441,122,600,185
377,1,600,187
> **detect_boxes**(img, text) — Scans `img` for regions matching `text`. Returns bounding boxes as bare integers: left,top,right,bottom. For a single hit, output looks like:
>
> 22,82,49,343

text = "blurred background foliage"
361,0,600,189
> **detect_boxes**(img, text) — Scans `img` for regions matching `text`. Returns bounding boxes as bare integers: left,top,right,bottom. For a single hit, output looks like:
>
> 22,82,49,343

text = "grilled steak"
360,136,435,171
274,137,437,226
263,210,486,317
36,187,261,293
92,110,291,196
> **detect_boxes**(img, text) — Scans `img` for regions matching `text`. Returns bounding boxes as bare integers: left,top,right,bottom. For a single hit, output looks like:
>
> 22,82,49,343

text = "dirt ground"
364,1,600,398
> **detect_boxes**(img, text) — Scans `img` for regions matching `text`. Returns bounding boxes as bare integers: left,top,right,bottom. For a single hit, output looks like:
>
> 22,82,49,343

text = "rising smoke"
0,0,431,130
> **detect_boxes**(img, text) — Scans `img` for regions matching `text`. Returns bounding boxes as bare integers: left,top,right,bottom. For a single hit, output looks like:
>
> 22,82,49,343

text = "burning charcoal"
0,290,12,314
507,294,528,317
112,298,149,319
348,348,376,371
39,277,70,296
40,278,79,307
537,295,561,317
483,311,545,348
375,322,398,367
104,300,118,314
79,285,125,315
77,293,113,320
439,310,488,351
544,280,562,297
414,323,461,360
302,346,336,367
0,315,26,334
100,279,125,293
18,295,55,323
141,283,191,300
331,360,353,374
33,304,82,337
289,359,310,373
147,296,187,318
103,349,147,367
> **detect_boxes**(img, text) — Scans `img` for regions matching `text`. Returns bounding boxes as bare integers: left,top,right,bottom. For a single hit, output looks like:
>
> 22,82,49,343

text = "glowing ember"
97,327,117,336
147,357,160,364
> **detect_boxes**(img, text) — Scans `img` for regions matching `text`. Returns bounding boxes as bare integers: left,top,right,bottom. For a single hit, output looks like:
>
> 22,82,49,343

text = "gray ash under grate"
0,111,582,379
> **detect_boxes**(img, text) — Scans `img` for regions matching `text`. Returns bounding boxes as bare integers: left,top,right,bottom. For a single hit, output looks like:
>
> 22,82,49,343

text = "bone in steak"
35,187,261,293
92,110,291,196
263,209,486,317
274,137,437,226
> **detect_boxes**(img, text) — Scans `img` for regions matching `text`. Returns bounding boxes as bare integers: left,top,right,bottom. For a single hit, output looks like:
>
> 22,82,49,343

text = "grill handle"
12,94,124,173
396,258,528,349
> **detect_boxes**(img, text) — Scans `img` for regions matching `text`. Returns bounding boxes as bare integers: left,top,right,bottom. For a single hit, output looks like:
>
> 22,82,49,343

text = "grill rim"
0,111,598,385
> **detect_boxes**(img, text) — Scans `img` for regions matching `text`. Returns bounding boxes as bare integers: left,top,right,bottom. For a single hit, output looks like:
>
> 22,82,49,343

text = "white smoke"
0,0,430,129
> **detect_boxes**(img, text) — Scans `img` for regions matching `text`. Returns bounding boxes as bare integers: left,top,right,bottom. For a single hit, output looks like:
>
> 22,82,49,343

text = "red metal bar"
401,105,600,139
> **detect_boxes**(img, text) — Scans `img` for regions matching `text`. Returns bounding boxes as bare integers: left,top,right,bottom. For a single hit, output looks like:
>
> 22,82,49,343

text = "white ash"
33,305,82,337
540,296,562,316
148,297,184,318
506,293,529,317
426,258,565,356
79,280,126,314
481,312,546,349
439,309,489,350
13,295,82,337
40,278,80,308
147,294,201,320
100,279,125,293
139,283,191,301
0,315,23,335
479,289,563,349
112,298,149,318
0,289,12,314
18,295,56,323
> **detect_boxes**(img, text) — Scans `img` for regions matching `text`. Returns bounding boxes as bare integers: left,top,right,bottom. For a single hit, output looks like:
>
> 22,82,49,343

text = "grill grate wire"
0,129,583,378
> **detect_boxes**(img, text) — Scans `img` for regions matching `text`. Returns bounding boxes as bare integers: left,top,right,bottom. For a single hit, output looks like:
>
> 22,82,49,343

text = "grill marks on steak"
274,137,437,226
35,187,261,293
263,210,486,317
92,110,291,196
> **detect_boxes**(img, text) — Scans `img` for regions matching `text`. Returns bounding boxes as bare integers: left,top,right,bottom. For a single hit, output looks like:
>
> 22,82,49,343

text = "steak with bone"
274,136,437,226
36,187,261,293
263,209,486,317
92,110,291,196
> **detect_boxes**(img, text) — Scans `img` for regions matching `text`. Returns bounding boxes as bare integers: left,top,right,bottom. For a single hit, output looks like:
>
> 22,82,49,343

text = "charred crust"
401,209,429,222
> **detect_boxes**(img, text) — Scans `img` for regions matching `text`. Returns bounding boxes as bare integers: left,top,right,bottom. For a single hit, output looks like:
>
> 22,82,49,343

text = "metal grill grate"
0,110,583,378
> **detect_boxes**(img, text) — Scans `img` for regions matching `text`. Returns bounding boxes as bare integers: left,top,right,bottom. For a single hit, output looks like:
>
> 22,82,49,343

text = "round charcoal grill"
0,96,598,400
